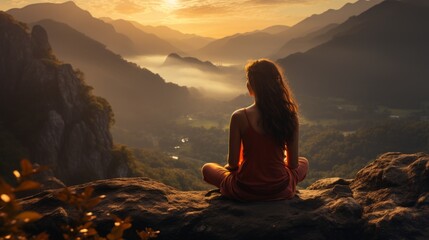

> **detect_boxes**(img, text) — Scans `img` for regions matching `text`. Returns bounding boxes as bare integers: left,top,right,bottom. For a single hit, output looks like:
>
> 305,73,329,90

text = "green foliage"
130,148,210,190
299,120,429,186
111,144,138,176
76,69,115,128
115,119,228,191
40,56,62,68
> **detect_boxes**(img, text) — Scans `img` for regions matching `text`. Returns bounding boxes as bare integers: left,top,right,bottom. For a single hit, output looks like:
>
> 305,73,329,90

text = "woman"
201,59,309,201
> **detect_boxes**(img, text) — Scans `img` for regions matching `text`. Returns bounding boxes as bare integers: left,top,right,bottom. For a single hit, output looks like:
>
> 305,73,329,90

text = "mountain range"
7,1,136,56
279,0,429,108
6,0,382,64
6,0,429,118
30,18,192,131
7,1,213,56
126,20,214,52
100,18,181,55
193,0,382,62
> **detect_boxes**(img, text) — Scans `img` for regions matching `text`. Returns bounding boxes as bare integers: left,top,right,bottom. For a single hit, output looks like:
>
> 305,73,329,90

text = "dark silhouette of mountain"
31,19,192,131
272,0,383,59
103,18,182,55
271,23,339,59
6,1,136,56
193,0,382,63
0,12,130,185
163,53,220,73
278,0,429,108
275,0,383,40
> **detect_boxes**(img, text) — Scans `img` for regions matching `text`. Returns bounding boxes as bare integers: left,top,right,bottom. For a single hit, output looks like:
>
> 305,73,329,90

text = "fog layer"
126,55,247,100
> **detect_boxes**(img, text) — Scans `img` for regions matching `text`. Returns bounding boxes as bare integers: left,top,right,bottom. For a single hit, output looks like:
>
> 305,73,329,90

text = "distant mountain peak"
167,53,181,59
7,2,136,56
278,0,429,107
62,1,78,6
163,53,220,72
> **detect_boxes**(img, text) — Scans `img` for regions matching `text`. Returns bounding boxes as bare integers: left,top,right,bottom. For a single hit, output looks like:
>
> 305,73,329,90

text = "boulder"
20,153,429,239
350,152,429,240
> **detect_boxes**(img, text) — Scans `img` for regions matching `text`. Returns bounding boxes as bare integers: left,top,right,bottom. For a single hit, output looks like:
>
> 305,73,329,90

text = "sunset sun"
0,0,428,239
165,0,179,7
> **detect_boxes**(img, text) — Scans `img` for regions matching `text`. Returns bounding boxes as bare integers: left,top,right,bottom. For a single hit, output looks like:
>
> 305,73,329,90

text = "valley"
2,0,429,191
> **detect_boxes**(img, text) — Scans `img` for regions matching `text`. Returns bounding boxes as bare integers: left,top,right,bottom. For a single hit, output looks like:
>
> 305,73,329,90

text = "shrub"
0,159,159,240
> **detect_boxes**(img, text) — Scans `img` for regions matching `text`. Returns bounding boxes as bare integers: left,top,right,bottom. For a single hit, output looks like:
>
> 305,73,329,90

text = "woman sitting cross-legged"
201,59,309,201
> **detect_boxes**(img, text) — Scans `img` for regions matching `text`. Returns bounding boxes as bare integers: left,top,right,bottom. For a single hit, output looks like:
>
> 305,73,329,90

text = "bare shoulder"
230,108,247,131
231,108,246,118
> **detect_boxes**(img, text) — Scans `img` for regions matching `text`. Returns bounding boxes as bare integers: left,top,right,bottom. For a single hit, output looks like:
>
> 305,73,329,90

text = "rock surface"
0,12,130,185
20,152,429,240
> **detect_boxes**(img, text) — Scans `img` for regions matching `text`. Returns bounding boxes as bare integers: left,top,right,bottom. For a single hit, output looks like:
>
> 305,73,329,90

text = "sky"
0,0,357,38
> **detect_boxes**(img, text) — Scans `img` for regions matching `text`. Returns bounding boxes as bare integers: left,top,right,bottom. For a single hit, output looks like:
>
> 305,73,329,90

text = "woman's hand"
224,164,239,171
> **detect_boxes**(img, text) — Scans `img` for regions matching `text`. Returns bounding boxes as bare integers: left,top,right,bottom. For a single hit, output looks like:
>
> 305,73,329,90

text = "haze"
2,0,357,38
126,55,245,99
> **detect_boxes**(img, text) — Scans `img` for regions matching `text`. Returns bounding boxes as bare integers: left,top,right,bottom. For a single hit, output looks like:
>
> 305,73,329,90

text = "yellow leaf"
85,197,102,209
1,193,11,203
14,180,41,192
107,232,122,240
13,170,21,180
35,232,49,240
15,211,43,222
122,223,132,230
55,188,71,202
84,186,94,198
83,221,93,229
136,230,149,240
87,228,98,236
20,159,33,176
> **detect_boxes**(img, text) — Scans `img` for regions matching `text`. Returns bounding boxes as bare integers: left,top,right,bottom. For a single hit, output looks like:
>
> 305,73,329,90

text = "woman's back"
201,58,308,201
234,108,290,196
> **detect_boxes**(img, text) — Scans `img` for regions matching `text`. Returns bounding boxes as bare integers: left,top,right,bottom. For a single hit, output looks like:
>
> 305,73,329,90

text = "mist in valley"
125,55,247,100
2,0,429,192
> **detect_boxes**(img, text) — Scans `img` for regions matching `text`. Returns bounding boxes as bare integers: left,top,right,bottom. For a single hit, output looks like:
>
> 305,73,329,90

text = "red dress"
220,110,299,201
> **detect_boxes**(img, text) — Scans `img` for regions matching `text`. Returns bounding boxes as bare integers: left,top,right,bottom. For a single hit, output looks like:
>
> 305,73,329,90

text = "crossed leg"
201,163,230,188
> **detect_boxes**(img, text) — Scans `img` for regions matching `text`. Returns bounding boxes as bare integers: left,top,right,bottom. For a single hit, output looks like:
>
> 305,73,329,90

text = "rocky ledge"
20,152,429,240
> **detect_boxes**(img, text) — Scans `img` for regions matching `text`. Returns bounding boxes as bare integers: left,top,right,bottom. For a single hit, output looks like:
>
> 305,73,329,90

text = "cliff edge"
0,12,130,185
20,152,429,240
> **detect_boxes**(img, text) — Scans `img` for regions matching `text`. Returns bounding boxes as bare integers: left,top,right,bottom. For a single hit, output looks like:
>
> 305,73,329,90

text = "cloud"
245,0,310,5
173,4,229,18
114,0,145,14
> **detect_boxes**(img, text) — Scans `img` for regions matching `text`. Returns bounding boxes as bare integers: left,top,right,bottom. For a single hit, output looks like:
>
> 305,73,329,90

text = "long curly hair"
245,59,298,148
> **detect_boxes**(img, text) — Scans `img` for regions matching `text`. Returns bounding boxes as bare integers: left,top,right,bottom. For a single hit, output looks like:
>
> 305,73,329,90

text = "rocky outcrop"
0,12,130,185
20,152,429,239
350,152,429,240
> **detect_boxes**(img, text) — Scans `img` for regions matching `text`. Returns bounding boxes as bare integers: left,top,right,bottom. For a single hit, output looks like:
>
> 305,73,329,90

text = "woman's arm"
286,123,299,169
226,111,242,171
